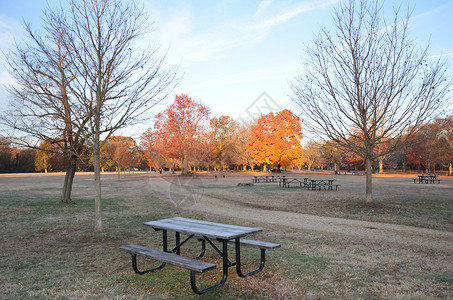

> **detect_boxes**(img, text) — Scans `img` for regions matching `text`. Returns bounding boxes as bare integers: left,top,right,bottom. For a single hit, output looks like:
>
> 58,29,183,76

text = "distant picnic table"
251,175,340,191
252,175,284,183
279,177,309,188
414,173,441,184
309,179,339,190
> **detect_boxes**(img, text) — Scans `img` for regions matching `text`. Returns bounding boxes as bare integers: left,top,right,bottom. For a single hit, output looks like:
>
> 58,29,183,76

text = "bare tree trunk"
93,138,103,232
366,158,373,203
60,155,77,204
379,157,384,174
182,158,189,175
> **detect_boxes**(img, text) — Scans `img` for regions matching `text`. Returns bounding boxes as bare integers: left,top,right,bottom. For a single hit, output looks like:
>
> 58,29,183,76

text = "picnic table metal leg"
131,230,168,275
194,239,206,259
234,237,266,278
175,232,180,255
190,239,229,294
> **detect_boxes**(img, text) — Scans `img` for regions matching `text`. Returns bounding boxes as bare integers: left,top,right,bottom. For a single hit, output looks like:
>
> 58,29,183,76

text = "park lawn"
197,173,453,231
0,172,452,299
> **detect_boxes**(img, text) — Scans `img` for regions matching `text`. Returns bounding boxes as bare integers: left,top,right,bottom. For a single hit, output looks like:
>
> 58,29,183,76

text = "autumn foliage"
247,109,303,171
4,93,451,174
405,117,453,172
100,136,139,173
154,94,211,174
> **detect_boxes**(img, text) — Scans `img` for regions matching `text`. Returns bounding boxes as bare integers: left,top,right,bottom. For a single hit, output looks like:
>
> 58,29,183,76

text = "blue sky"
1,0,452,138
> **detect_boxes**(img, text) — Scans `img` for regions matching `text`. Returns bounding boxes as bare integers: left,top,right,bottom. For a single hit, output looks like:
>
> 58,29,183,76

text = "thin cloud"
408,1,453,23
255,0,274,16
427,53,453,59
251,0,341,31
0,15,23,61
146,0,341,67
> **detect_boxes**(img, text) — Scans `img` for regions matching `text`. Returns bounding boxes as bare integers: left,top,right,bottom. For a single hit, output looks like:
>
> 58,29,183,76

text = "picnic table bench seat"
194,235,281,250
231,239,281,250
120,244,216,273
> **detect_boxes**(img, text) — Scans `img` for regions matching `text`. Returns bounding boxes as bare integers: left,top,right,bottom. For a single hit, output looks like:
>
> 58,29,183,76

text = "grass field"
0,172,452,299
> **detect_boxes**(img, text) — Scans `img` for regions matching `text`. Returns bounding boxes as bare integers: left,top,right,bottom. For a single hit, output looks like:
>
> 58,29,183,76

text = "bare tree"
3,9,90,203
3,0,177,230
291,0,451,202
304,140,322,172
228,123,253,171
66,0,177,231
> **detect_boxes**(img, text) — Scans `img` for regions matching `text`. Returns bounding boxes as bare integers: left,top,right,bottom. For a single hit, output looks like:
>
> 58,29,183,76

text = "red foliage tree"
154,94,211,174
140,128,159,171
405,117,453,173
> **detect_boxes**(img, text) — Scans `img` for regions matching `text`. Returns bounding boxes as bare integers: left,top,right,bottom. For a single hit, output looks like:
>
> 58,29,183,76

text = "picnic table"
309,179,339,190
120,217,280,294
252,175,282,183
279,177,309,188
414,173,440,184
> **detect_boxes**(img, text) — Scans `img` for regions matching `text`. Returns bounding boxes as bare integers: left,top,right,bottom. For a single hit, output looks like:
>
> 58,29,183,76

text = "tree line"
0,94,306,174
305,117,453,175
2,108,451,175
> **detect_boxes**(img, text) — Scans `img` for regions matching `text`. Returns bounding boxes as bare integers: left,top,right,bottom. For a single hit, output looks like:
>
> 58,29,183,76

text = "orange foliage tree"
100,136,140,176
247,109,303,172
210,116,237,171
154,94,211,174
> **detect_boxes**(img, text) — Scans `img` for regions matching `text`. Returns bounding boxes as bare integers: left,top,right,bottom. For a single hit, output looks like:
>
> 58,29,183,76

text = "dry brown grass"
1,171,452,299
194,171,453,231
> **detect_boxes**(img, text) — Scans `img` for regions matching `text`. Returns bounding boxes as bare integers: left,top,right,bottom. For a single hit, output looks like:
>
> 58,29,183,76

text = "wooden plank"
120,244,216,273
194,235,281,250
144,217,262,239
228,239,281,250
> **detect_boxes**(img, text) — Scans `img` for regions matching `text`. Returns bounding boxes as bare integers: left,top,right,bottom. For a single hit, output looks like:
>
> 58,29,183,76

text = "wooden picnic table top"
144,217,262,240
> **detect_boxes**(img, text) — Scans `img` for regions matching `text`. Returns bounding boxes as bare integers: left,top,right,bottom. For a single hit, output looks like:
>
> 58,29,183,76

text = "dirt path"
148,176,453,252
